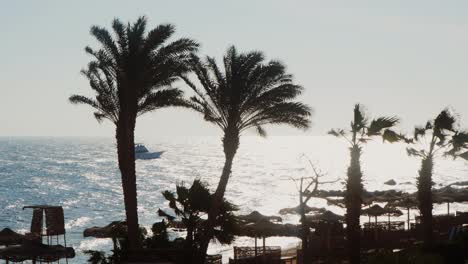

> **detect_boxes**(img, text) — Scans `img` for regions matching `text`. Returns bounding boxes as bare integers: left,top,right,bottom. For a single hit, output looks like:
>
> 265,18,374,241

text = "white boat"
135,143,164,160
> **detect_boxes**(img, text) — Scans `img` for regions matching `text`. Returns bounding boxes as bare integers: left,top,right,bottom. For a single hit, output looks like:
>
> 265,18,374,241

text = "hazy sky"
1,0,467,138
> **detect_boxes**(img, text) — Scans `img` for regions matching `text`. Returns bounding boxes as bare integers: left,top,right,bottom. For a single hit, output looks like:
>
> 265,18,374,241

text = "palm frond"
256,125,267,137
407,147,426,158
434,109,456,132
382,129,403,143
328,129,346,137
414,126,426,141
367,116,399,136
352,104,367,132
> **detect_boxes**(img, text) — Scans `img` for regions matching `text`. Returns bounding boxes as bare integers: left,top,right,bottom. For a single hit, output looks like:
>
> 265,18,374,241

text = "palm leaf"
367,116,399,135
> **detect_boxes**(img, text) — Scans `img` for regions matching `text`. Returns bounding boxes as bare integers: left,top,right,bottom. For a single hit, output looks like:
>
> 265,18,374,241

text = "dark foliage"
159,180,239,262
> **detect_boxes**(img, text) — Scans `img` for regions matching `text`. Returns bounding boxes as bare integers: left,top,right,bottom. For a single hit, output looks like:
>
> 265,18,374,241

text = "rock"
384,179,397,186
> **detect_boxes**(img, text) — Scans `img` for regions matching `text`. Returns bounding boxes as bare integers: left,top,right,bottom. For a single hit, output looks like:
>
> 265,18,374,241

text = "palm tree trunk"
417,156,434,248
345,145,363,264
196,130,239,264
116,119,139,250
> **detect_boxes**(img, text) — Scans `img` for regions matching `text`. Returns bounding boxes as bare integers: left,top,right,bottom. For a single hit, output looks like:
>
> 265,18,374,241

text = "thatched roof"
238,211,282,223
306,210,344,223
236,219,300,238
383,205,403,217
83,221,127,238
362,205,387,217
0,228,25,246
278,205,326,215
0,240,75,261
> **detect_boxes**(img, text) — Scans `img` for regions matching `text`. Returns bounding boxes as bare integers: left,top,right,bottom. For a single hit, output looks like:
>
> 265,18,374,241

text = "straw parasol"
305,210,344,251
238,211,282,223
237,211,294,258
383,204,403,229
0,240,75,263
83,221,127,252
279,205,326,215
83,221,127,238
362,204,387,224
305,210,344,223
388,196,418,229
433,186,468,214
0,228,25,246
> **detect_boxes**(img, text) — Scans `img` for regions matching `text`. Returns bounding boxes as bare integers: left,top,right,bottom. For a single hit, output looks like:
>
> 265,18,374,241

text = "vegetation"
158,180,239,262
69,16,198,249
329,104,402,264
182,46,311,263
406,109,468,247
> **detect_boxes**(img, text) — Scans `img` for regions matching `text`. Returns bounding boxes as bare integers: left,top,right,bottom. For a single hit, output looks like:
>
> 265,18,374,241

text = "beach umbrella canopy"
306,210,344,223
236,219,299,238
388,197,418,229
0,228,25,246
0,240,75,261
278,205,326,215
83,221,127,238
383,205,403,217
388,196,419,209
362,204,387,217
238,211,282,223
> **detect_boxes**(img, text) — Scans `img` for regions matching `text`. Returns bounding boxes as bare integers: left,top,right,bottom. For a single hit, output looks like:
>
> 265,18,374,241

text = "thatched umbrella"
83,221,127,238
362,204,387,224
388,196,418,229
278,205,326,215
383,205,403,229
238,211,282,223
433,186,468,215
83,221,127,252
305,210,344,250
237,212,293,258
0,228,25,246
305,210,344,223
0,240,75,263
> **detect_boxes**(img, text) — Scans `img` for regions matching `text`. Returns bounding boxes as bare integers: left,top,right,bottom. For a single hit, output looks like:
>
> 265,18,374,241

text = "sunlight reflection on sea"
0,136,466,263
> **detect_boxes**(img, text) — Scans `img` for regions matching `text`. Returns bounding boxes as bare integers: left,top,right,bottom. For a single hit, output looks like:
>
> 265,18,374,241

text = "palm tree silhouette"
406,109,467,248
182,46,311,263
69,17,198,249
329,104,401,264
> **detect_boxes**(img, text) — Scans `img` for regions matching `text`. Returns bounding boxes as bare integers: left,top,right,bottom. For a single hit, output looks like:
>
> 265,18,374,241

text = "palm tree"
329,104,401,264
159,180,239,262
69,17,198,249
406,109,467,247
182,46,311,263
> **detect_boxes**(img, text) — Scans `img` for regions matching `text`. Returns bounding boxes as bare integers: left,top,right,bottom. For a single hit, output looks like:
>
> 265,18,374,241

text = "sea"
0,136,467,263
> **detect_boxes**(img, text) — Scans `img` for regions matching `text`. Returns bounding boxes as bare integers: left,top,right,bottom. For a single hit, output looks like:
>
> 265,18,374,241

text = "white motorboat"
135,144,164,160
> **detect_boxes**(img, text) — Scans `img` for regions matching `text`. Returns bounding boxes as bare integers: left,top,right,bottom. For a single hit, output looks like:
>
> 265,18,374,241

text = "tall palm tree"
406,109,467,247
329,104,402,264
182,46,311,263
69,17,198,249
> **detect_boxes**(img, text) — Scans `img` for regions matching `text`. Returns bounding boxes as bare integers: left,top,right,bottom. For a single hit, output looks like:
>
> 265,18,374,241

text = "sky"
0,0,467,138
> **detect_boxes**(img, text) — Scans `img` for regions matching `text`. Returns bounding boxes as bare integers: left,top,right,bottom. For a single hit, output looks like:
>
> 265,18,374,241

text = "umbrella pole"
263,237,266,254
255,237,257,257
447,202,450,215
407,208,410,230
388,214,391,230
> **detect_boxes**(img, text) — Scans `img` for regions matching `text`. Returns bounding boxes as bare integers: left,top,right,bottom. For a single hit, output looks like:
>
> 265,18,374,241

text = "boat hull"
135,151,164,160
